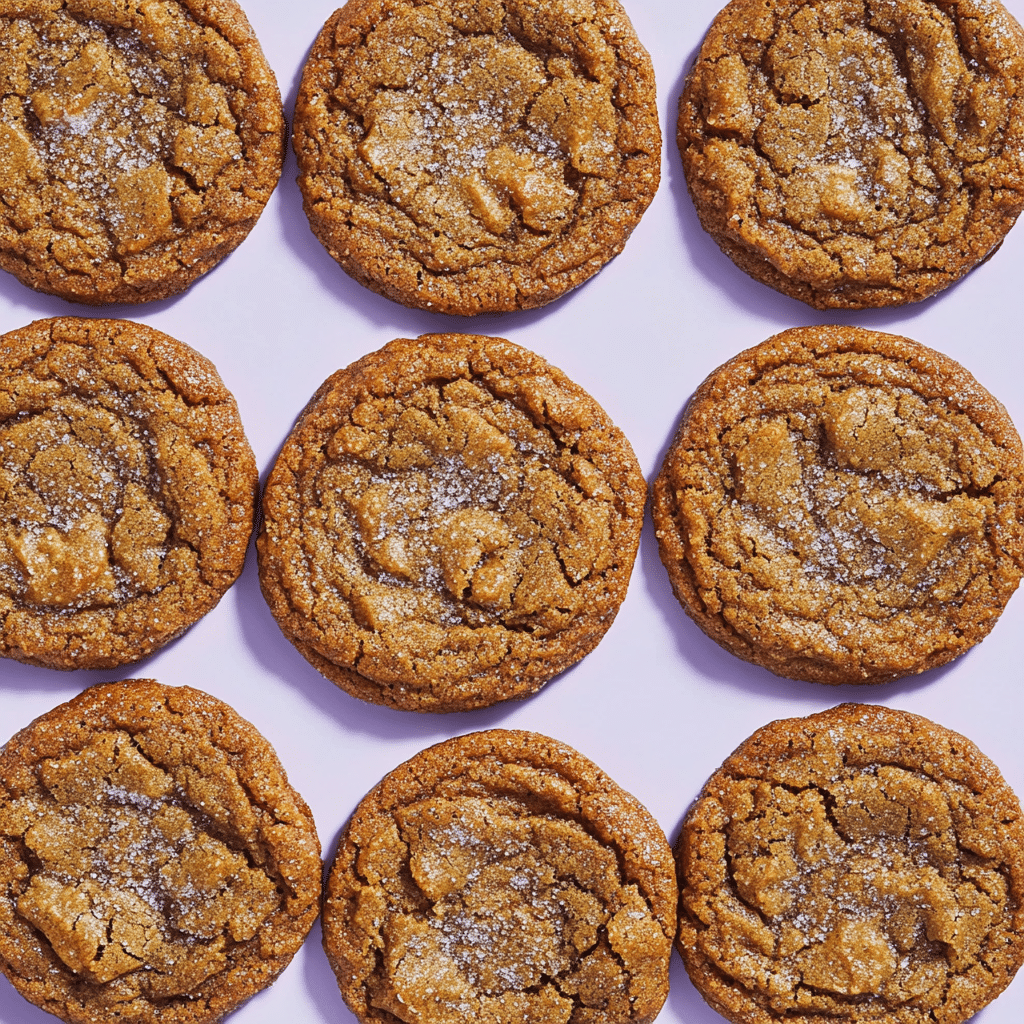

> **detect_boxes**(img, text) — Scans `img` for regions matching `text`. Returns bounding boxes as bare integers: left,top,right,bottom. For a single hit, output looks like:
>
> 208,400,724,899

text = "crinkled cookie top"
0,680,321,1024
0,317,257,670
678,704,1024,1024
0,0,284,303
258,334,645,712
678,0,1024,308
323,729,677,1024
293,0,661,313
652,325,1024,684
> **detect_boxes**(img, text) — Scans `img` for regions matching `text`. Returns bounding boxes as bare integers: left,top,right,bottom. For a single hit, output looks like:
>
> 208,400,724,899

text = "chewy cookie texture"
0,679,322,1024
293,0,661,314
258,333,645,712
678,0,1024,308
677,704,1024,1024
0,0,284,304
323,729,677,1024
0,317,258,671
652,325,1024,685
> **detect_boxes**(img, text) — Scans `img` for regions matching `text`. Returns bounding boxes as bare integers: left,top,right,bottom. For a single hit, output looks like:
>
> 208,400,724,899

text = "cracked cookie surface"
0,0,284,304
292,0,661,315
257,333,644,712
677,703,1024,1024
323,729,676,1024
0,678,322,1024
677,0,1024,308
651,325,1024,684
0,317,258,670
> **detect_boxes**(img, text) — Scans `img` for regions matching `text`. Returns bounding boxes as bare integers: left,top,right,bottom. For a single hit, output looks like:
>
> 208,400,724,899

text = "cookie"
651,325,1024,684
258,333,645,712
0,679,322,1024
323,728,677,1024
677,703,1024,1024
0,317,258,670
293,0,661,315
677,0,1024,309
0,0,284,305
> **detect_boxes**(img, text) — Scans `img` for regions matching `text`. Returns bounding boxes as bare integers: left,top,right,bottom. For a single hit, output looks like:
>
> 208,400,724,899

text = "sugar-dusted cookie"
258,333,645,712
677,0,1024,308
0,679,322,1024
677,704,1024,1024
0,0,284,304
293,0,661,315
0,317,258,670
652,325,1024,684
323,729,677,1024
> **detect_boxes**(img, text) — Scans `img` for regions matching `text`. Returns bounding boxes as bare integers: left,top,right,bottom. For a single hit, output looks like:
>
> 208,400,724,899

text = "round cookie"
257,333,645,712
677,0,1024,309
0,317,258,670
0,0,284,305
651,325,1024,684
677,703,1024,1024
293,0,661,315
0,678,322,1024
323,728,677,1024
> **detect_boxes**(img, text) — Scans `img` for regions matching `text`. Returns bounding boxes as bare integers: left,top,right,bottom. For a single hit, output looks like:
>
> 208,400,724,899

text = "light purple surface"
2,1,1024,1022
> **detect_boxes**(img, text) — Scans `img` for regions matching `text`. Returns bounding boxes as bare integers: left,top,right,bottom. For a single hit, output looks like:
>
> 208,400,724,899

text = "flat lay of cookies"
1,2,1023,1024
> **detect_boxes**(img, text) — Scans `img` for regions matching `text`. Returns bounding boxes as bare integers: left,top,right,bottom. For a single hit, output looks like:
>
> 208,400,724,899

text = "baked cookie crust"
677,0,1024,308
293,0,661,315
651,325,1024,684
0,679,322,1024
0,0,285,304
0,317,258,670
677,704,1024,1024
323,728,677,1024
258,333,645,712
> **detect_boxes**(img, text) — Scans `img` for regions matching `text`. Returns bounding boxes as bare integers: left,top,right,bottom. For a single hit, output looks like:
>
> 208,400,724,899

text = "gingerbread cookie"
677,704,1024,1024
0,679,322,1024
0,0,284,304
0,317,258,670
323,729,677,1024
257,333,645,712
652,325,1024,684
677,0,1024,308
293,0,661,315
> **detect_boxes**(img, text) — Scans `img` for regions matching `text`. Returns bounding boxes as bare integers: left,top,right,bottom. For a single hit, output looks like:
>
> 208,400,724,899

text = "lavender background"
2,1,1024,1022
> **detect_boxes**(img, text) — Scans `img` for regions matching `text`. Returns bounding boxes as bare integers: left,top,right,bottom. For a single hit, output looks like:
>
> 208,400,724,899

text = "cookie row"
0,0,660,313
2,681,1021,1024
4,0,1022,312
3,318,1023,698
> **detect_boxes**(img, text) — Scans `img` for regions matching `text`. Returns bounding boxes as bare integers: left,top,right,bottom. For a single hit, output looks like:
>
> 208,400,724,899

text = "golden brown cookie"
293,0,661,315
0,679,322,1024
651,325,1024,684
0,317,258,670
258,333,645,712
0,0,284,305
677,0,1024,309
677,703,1024,1024
323,728,677,1024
